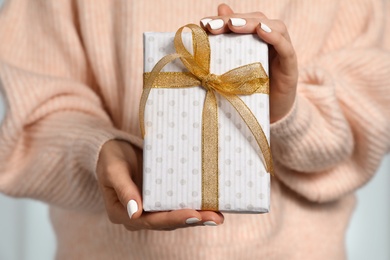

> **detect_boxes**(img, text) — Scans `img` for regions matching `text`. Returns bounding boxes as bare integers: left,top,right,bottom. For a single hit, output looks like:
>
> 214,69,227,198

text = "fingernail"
230,18,246,27
260,23,272,33
127,200,138,219
203,221,218,226
186,217,201,224
201,18,212,27
209,19,224,30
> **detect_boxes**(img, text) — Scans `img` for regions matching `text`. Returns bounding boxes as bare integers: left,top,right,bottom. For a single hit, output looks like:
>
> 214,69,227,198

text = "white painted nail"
201,18,212,27
230,18,246,27
186,217,201,224
127,200,138,219
203,221,218,226
209,19,224,30
260,23,272,33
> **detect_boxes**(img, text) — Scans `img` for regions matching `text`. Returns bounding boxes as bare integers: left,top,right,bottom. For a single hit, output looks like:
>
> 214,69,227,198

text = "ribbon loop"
140,24,274,211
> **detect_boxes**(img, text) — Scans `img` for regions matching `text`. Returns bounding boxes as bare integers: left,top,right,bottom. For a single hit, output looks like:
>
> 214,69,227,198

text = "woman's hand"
96,140,224,231
201,4,298,123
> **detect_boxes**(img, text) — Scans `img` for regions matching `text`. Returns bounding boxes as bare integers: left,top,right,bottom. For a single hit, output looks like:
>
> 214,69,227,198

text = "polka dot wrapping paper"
142,31,270,213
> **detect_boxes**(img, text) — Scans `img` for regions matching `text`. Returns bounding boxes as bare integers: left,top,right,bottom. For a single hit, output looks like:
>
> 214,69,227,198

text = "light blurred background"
0,0,389,259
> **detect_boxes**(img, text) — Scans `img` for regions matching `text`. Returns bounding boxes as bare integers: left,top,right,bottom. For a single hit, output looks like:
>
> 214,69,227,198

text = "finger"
131,209,224,231
256,22,297,73
200,3,233,30
225,17,296,77
200,3,235,29
200,12,267,35
130,210,202,230
227,17,291,41
227,17,257,33
107,160,143,220
100,185,133,224
198,211,225,226
200,17,230,34
229,11,267,20
261,19,292,41
217,3,234,16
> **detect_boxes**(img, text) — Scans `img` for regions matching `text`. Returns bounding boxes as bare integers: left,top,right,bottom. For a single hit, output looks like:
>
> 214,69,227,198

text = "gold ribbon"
140,24,274,211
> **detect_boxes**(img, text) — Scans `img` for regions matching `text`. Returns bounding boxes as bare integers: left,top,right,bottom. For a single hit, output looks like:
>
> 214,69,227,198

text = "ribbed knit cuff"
270,95,311,142
64,114,143,180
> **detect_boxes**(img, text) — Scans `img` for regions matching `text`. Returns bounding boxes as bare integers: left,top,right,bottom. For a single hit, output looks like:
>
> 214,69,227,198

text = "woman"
0,0,389,259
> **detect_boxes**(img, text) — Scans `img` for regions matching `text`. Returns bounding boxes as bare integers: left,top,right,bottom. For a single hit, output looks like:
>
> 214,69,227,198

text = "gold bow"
140,24,274,211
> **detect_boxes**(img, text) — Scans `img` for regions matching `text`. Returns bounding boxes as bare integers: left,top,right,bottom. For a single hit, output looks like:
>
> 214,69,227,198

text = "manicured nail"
203,221,218,226
230,18,246,27
185,217,201,224
201,18,212,27
127,200,138,219
260,23,272,33
209,19,224,30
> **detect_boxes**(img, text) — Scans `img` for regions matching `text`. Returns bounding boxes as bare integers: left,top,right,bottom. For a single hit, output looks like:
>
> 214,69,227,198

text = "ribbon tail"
222,94,274,176
201,90,219,211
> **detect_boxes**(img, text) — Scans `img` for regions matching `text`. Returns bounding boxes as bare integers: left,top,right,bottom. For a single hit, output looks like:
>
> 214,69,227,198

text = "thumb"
218,3,234,16
114,165,143,220
115,171,142,219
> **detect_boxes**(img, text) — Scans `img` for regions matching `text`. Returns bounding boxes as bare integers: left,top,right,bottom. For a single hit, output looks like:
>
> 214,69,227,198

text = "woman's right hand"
96,140,224,231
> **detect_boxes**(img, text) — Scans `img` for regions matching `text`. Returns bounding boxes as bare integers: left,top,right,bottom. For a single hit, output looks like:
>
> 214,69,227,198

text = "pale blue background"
0,0,389,259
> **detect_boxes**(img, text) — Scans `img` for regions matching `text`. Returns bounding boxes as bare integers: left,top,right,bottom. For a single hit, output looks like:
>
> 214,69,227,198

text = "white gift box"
142,30,270,213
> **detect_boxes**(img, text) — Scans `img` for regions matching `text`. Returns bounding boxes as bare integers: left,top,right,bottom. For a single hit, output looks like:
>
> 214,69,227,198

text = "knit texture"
0,0,389,259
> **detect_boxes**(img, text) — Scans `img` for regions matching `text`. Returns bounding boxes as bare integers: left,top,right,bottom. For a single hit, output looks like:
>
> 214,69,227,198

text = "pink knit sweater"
0,0,389,259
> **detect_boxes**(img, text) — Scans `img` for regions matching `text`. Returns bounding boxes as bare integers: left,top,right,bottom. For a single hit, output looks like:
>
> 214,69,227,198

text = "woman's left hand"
201,4,298,123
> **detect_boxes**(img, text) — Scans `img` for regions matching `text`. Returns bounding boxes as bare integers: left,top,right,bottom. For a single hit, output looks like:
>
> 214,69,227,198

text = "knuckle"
286,49,297,60
272,33,283,44
115,185,130,201
124,224,138,231
281,44,297,60
124,219,153,231
279,22,288,32
104,163,129,183
273,20,288,32
253,12,266,18
142,220,154,230
106,161,128,175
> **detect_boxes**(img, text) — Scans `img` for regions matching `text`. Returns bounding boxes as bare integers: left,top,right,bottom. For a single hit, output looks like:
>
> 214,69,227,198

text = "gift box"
140,24,272,213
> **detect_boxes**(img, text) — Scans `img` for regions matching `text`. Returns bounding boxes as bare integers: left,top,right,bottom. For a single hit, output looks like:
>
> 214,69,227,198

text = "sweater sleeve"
270,0,390,203
0,0,141,211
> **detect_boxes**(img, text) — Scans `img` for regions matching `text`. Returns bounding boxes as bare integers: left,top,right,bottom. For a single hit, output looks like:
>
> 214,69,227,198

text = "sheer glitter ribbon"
140,24,274,211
